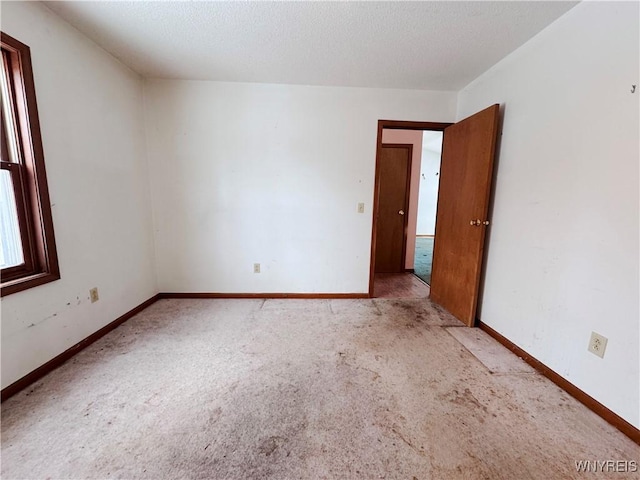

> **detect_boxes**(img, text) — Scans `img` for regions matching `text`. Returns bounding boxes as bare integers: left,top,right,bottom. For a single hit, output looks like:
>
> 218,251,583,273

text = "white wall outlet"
89,287,99,303
588,331,608,358
253,263,260,274
357,202,365,213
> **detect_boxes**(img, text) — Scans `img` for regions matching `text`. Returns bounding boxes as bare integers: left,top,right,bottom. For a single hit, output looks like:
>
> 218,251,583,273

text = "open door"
430,104,500,326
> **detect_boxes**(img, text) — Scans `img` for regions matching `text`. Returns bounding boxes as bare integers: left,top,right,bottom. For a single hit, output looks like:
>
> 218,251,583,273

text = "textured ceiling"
43,1,578,90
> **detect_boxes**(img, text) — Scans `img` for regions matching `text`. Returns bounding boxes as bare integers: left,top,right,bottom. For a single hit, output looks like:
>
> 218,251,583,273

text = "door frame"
369,120,452,297
376,143,413,273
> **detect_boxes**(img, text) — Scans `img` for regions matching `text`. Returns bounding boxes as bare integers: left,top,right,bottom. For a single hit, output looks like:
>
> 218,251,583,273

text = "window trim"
1,32,59,296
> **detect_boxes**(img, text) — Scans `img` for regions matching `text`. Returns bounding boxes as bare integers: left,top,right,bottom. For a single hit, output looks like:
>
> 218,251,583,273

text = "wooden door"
430,105,500,326
374,144,412,273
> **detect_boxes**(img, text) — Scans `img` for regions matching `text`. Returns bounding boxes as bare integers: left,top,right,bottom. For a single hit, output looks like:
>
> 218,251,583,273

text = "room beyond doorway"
370,123,445,296
413,130,443,285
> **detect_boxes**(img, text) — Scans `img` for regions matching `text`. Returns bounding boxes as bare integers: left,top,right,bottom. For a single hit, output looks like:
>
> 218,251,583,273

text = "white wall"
458,2,639,427
0,2,157,389
144,80,456,293
380,129,423,269
416,131,442,235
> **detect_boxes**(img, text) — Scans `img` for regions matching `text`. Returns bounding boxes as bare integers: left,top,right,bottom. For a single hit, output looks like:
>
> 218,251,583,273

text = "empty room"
1,1,638,478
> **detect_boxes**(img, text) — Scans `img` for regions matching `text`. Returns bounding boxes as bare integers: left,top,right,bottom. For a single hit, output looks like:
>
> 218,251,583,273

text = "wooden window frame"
1,32,59,296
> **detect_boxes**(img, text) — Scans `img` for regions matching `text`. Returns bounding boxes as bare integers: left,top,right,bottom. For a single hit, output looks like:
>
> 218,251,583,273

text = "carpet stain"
258,436,286,457
391,425,427,457
208,407,222,424
444,388,489,413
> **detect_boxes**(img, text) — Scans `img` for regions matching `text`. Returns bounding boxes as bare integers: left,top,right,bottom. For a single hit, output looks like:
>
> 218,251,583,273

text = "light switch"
357,203,365,213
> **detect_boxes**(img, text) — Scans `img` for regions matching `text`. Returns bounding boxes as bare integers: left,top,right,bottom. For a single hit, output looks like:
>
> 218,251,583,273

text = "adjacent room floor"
414,236,434,285
1,298,637,479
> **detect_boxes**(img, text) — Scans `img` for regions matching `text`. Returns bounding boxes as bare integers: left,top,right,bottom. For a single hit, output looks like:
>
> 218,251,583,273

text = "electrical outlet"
89,287,99,303
588,332,608,358
357,202,365,214
253,263,260,274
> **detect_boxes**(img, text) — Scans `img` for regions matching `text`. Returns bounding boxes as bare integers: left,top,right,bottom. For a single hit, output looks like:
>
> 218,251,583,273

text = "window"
1,32,59,296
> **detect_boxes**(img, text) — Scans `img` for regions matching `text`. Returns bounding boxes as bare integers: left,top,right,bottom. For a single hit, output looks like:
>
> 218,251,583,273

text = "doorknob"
470,219,489,226
398,210,405,215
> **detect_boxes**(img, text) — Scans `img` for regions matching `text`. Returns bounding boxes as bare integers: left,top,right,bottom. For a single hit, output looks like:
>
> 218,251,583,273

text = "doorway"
370,121,450,299
369,106,501,325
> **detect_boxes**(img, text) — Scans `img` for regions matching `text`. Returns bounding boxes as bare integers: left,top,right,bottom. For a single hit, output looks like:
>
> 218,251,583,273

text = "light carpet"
1,298,637,479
